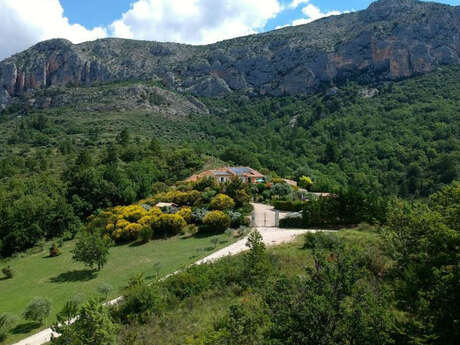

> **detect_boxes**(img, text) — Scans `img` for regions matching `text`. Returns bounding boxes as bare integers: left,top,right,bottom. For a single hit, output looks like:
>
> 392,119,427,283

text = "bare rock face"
1,0,459,108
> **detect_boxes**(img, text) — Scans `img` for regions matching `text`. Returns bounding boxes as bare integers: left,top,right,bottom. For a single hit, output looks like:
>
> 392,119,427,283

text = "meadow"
0,232,235,344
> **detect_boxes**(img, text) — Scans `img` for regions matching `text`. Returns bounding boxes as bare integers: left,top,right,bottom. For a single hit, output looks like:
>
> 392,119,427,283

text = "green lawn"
0,233,235,344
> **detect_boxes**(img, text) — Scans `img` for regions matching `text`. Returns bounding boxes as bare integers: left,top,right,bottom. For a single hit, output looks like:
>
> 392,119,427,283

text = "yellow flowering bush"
157,190,201,206
210,194,235,210
177,207,192,223
155,214,186,237
88,205,162,243
203,211,231,233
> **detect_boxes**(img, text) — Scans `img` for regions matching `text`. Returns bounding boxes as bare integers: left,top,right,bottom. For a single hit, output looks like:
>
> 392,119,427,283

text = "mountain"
1,0,460,110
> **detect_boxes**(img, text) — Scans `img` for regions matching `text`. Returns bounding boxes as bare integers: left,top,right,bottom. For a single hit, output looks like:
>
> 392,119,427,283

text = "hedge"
279,216,305,228
273,200,305,212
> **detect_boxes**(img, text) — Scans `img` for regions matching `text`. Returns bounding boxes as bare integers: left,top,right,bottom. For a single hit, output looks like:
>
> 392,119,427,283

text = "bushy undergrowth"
47,182,460,345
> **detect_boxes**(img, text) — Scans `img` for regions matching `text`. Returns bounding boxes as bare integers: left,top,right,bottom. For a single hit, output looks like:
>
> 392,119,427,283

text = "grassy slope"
0,233,235,344
121,228,380,345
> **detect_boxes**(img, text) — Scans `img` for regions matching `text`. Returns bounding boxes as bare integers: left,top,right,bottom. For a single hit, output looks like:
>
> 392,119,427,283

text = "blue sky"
0,0,459,61
60,0,460,32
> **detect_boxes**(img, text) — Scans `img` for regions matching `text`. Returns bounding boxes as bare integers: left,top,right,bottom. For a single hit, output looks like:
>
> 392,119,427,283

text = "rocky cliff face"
1,0,459,108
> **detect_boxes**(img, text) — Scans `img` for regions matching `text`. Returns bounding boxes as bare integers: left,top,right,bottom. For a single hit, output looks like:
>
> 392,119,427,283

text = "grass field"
0,233,236,344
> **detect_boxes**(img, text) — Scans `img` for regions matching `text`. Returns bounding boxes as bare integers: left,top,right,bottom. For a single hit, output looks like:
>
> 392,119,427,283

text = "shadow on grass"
192,231,222,239
50,269,97,283
129,240,146,247
10,321,41,334
42,254,61,259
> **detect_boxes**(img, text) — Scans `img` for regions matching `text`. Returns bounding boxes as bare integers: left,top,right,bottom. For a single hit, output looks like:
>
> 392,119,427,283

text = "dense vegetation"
44,181,459,345
0,131,203,257
195,65,460,196
0,62,459,345
1,65,460,257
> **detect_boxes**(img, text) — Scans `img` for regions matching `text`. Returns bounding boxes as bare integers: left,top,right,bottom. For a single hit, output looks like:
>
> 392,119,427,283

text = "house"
186,167,265,184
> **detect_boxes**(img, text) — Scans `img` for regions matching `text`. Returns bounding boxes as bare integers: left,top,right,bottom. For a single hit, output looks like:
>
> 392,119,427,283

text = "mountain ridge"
1,0,460,109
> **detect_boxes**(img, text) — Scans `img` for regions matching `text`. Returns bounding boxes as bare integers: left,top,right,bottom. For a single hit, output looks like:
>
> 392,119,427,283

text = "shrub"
53,298,118,345
171,190,201,206
2,266,13,279
90,205,163,243
49,243,61,257
234,189,251,207
23,297,51,324
61,231,74,241
227,211,249,228
210,194,235,210
203,211,231,233
181,224,199,237
193,177,219,192
302,189,388,227
201,188,217,203
273,200,305,212
156,214,186,237
303,232,340,250
279,216,305,228
299,176,313,190
151,182,168,194
192,208,209,224
0,313,17,342
57,238,64,248
120,277,162,323
177,207,192,223
272,183,292,198
139,226,153,243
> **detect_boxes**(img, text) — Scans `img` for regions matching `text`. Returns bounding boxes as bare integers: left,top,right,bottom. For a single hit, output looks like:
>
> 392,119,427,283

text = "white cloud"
0,0,345,62
287,3,343,27
110,0,282,45
0,0,107,60
288,0,310,9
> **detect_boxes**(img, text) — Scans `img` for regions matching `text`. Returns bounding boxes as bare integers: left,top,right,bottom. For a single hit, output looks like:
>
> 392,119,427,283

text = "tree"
23,297,51,324
103,143,118,165
384,195,460,345
72,233,111,271
119,275,162,323
75,150,93,168
215,300,269,345
244,230,270,287
52,298,118,345
116,128,131,146
271,183,292,198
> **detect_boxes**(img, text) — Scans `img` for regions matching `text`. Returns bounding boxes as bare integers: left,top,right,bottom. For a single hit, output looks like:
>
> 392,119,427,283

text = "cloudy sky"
0,0,458,61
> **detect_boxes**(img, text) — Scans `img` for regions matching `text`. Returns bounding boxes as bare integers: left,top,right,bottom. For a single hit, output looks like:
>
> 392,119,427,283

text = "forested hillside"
197,65,460,197
0,64,459,257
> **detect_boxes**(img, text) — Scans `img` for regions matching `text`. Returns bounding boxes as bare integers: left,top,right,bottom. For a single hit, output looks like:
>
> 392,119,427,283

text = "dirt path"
13,204,313,345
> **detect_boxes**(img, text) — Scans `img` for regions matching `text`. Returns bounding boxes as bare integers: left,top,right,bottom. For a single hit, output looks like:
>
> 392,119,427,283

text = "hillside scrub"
43,182,455,345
